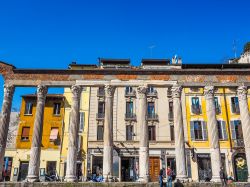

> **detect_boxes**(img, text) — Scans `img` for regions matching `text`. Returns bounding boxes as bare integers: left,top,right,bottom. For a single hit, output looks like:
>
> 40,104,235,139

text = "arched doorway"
233,153,248,182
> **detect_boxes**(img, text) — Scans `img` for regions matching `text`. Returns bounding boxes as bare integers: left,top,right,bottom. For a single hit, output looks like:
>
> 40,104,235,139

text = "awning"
50,128,59,141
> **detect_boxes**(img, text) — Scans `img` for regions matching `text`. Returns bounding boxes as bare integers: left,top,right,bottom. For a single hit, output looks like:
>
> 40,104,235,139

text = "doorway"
18,161,29,181
149,157,160,182
234,153,248,182
197,154,212,181
46,161,57,176
121,157,136,181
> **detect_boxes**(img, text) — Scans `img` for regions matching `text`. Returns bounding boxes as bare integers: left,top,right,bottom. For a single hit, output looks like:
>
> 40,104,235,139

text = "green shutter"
230,121,236,140
202,121,208,140
190,121,195,141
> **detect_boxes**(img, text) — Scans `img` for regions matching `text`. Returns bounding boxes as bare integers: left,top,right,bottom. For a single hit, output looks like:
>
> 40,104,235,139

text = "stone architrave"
103,84,115,181
237,85,250,182
27,85,48,182
0,84,15,181
65,85,82,182
171,85,188,181
137,85,149,183
204,86,221,182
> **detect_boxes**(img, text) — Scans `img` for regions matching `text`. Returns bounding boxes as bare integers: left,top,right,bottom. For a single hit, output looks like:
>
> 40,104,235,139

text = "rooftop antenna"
233,40,237,58
149,45,156,58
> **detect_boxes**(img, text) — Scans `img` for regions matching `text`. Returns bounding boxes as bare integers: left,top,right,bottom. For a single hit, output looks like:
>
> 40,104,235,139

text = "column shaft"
237,86,250,182
137,86,149,182
0,84,14,181
103,85,115,181
204,86,221,182
27,85,47,182
65,85,82,182
171,86,187,180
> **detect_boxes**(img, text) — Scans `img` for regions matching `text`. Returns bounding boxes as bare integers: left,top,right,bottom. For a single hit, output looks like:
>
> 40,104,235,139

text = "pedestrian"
166,166,173,187
159,168,164,187
220,166,227,187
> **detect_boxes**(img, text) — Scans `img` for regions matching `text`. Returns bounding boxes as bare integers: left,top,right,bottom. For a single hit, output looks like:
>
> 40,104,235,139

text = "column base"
137,176,149,183
65,175,77,182
176,175,189,182
26,175,39,182
248,176,250,182
210,175,221,182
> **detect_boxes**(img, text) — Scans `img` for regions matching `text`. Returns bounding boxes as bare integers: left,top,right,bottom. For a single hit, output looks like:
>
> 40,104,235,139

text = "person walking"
166,166,173,187
220,166,227,187
159,168,164,187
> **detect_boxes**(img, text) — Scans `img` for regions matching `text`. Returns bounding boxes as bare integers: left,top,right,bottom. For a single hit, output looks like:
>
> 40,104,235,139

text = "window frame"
53,103,61,115
21,127,30,141
24,101,33,115
190,96,202,115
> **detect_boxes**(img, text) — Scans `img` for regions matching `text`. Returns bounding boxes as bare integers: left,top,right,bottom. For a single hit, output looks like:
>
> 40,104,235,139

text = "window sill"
21,139,30,142
53,114,61,117
24,114,33,116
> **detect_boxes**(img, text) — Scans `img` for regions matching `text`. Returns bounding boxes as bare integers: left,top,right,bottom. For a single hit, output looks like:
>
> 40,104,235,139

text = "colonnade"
0,83,250,182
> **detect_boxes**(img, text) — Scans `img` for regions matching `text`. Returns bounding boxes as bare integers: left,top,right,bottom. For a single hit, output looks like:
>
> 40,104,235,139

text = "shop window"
21,127,30,141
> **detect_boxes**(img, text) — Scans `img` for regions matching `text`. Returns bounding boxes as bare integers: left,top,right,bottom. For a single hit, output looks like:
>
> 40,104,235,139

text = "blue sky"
0,0,250,110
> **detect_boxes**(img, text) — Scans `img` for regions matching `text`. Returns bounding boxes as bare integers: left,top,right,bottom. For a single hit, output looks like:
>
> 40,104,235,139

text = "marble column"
0,84,15,181
137,85,149,183
103,84,115,181
237,85,250,182
204,86,221,182
65,85,82,182
27,85,48,182
171,85,188,181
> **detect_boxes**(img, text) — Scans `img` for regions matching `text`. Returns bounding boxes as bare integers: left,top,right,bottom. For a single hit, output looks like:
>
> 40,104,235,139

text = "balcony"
125,113,136,121
125,90,136,97
168,112,174,121
96,113,105,120
146,113,158,121
191,105,202,114
233,139,244,148
97,88,105,97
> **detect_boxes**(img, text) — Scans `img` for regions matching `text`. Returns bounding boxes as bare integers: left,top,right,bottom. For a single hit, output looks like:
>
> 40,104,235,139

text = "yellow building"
60,87,90,181
7,94,65,181
185,88,248,182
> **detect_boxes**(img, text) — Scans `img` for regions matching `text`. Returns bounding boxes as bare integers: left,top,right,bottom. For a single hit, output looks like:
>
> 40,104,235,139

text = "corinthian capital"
171,85,182,98
3,84,15,99
137,85,147,98
204,86,214,100
71,85,82,99
37,85,48,99
237,86,248,101
105,84,115,97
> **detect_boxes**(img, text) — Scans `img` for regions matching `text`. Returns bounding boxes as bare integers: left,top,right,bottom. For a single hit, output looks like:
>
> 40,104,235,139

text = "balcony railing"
97,89,105,97
168,112,174,121
231,105,240,114
96,113,105,120
233,139,244,148
147,90,157,97
125,113,136,121
191,105,202,114
146,113,158,121
125,90,136,97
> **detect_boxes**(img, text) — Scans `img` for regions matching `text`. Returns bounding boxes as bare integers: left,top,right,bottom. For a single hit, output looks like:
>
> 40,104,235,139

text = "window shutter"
230,121,236,139
221,121,228,140
202,121,208,140
190,121,195,141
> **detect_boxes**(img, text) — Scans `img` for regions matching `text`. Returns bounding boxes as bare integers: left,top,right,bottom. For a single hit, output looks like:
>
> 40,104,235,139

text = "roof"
141,59,171,65
181,63,250,69
0,61,16,68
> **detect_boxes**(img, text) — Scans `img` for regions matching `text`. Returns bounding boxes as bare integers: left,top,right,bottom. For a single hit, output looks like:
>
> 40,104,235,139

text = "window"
147,102,155,115
24,102,33,115
214,97,221,114
53,103,61,115
170,125,175,141
191,97,201,114
169,101,174,120
78,135,83,151
21,127,30,141
217,121,228,140
98,87,105,96
231,97,240,114
98,102,105,114
125,86,133,94
79,112,85,132
126,102,133,114
126,125,133,140
49,127,59,142
97,125,104,140
148,126,156,141
147,86,155,93
230,120,243,140
190,121,207,141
